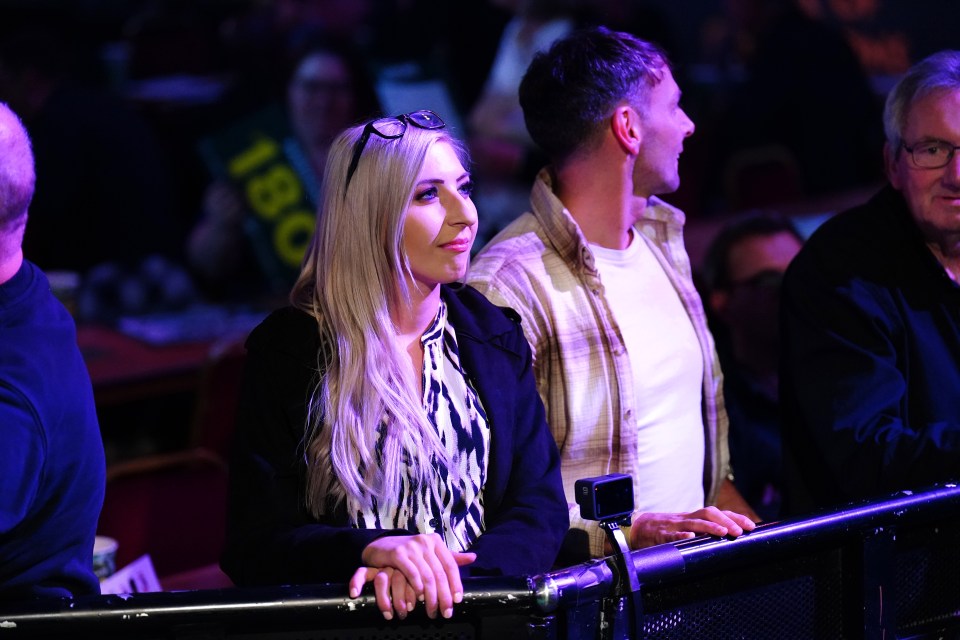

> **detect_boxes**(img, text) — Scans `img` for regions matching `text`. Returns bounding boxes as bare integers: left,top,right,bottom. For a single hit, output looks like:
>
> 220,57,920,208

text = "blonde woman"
222,110,568,621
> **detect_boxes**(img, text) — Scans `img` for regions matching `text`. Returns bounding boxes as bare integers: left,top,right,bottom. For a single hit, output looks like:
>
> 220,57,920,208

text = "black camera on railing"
575,473,634,523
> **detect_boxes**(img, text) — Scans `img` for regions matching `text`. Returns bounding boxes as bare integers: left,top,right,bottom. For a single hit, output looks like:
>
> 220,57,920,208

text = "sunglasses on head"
344,109,446,191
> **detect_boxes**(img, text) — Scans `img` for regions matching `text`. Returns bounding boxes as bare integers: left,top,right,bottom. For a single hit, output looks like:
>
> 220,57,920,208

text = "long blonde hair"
291,120,469,516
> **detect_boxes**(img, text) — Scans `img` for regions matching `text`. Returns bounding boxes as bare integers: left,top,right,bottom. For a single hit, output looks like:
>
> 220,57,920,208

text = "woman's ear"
610,104,643,156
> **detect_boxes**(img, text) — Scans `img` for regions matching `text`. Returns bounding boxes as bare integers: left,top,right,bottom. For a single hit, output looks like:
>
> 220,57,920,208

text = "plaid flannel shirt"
469,169,729,558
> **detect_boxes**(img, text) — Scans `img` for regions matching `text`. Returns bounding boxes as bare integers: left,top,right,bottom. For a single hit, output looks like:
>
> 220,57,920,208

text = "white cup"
93,535,119,580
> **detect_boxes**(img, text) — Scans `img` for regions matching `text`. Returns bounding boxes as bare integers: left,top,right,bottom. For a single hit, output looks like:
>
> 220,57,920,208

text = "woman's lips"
440,237,472,252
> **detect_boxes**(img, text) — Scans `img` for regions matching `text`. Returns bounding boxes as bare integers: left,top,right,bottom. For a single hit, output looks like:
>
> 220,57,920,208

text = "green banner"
199,104,316,293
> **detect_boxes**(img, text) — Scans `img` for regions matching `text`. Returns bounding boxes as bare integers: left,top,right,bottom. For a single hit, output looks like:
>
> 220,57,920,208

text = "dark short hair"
518,26,668,164
701,211,804,292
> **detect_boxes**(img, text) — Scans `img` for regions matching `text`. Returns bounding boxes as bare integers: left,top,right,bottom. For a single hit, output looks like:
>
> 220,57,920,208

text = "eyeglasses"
901,140,960,169
728,269,784,291
344,109,446,191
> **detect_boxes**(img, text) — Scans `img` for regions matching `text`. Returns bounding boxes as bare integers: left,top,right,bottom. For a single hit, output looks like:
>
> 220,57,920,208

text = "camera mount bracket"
599,519,641,598
598,517,643,639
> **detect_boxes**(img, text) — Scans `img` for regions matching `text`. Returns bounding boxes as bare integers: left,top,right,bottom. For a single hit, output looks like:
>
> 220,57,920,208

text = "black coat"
780,186,960,515
221,284,568,585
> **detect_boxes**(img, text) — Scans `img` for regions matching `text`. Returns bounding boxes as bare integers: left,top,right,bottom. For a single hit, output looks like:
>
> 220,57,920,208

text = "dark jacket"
222,284,568,585
780,186,960,515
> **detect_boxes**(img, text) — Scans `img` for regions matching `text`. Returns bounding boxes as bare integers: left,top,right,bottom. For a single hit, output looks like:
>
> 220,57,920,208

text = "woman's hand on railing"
351,534,476,620
348,566,416,620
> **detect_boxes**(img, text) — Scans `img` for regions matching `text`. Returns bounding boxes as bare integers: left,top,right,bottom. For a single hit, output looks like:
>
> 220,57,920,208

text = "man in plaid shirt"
470,27,757,559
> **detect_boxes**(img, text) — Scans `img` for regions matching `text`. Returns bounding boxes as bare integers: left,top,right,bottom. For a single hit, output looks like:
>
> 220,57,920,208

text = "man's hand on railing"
626,506,756,550
350,533,476,621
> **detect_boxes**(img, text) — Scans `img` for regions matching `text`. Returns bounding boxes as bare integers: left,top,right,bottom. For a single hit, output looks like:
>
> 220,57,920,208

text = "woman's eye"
459,180,475,197
415,186,438,202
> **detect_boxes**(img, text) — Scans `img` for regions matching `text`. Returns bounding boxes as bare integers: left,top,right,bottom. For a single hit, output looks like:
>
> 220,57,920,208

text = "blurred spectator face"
886,89,960,246
725,231,801,286
711,230,802,363
287,51,358,149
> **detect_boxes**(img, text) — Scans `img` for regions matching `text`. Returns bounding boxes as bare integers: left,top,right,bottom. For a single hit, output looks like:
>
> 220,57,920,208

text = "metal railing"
2,483,959,639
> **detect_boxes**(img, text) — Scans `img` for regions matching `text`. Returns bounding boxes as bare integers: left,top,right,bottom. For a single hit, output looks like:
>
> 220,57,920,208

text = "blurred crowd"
0,0,919,315
3,0,959,601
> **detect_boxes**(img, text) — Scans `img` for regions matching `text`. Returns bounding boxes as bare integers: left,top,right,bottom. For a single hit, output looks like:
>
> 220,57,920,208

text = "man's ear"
610,104,642,155
883,141,902,189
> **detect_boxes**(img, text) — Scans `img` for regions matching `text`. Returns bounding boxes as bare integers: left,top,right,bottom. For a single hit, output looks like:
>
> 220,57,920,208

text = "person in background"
0,102,105,599
780,50,960,515
187,35,381,299
466,0,579,248
469,26,756,561
705,0,883,208
0,24,200,326
222,110,568,620
701,212,804,522
0,25,180,275
467,0,577,182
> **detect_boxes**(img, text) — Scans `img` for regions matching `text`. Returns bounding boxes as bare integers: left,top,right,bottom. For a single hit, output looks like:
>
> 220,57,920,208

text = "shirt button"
429,518,441,530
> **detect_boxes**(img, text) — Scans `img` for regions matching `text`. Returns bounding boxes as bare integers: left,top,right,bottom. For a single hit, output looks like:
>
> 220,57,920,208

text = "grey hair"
0,103,35,234
883,50,960,151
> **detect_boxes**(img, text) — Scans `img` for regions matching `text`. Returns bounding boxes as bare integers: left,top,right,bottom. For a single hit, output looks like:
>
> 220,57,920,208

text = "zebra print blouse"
349,299,491,552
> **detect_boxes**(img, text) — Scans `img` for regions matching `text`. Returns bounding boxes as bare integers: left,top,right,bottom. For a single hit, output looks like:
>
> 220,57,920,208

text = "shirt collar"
420,297,447,346
529,168,688,275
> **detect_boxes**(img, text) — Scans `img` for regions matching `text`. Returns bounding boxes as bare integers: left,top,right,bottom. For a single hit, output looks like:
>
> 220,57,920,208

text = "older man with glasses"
780,50,960,516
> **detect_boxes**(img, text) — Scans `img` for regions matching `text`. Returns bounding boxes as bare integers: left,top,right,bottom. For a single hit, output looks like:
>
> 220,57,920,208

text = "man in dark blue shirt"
780,51,960,515
0,101,105,598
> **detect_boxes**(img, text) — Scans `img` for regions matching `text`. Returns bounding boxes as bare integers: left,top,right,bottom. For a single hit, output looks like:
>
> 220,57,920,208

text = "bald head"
0,102,35,243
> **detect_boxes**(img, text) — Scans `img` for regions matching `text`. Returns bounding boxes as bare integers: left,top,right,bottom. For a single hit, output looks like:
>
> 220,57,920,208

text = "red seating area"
96,337,247,591
97,447,233,590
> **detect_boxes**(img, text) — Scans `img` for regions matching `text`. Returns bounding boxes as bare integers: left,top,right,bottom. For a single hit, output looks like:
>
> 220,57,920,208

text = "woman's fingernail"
417,593,425,602
407,600,415,612
443,607,453,619
454,591,463,604
349,588,358,598
382,610,393,621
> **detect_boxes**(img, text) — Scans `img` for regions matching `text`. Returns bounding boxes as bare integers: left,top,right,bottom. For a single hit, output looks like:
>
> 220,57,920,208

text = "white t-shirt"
591,233,705,513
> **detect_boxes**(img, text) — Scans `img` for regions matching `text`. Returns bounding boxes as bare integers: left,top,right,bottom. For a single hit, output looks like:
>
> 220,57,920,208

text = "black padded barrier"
1,483,958,639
